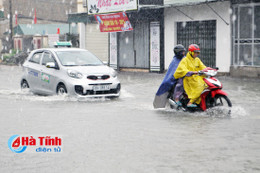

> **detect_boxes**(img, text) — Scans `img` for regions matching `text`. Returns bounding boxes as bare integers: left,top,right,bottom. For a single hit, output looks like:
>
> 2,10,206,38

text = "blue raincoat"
156,56,182,96
153,56,182,108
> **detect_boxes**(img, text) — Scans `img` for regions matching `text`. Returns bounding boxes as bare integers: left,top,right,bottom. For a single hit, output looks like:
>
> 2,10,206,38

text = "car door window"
42,52,55,66
29,52,42,64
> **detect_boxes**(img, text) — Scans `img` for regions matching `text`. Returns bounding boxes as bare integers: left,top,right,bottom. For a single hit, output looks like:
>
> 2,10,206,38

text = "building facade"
69,0,109,62
230,0,260,77
164,0,231,73
1,0,77,54
70,0,164,71
71,0,260,78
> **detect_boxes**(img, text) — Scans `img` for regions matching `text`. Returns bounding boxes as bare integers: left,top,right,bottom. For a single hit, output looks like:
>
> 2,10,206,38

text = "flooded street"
0,65,260,172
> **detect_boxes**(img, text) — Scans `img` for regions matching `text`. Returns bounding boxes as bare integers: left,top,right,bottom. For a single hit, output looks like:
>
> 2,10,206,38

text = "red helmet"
188,44,200,53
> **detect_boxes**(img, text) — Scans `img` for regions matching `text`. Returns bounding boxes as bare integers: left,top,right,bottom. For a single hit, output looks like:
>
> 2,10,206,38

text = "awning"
164,0,220,6
68,0,227,23
13,24,77,35
139,0,222,9
68,13,95,23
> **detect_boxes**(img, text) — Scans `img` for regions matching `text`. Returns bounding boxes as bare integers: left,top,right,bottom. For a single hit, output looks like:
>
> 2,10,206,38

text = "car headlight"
111,69,117,78
67,70,83,79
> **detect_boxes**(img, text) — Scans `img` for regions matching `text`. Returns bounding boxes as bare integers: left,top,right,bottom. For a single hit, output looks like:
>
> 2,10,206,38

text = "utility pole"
9,0,13,50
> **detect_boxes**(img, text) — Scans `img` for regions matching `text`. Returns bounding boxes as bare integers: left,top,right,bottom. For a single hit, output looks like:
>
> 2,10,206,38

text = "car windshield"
55,50,104,66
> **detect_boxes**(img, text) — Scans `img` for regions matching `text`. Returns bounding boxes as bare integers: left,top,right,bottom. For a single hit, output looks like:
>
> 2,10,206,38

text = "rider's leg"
186,78,206,107
174,78,184,103
187,98,198,107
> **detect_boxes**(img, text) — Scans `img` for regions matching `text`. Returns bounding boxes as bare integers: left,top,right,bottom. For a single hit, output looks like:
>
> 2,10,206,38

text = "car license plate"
93,85,110,91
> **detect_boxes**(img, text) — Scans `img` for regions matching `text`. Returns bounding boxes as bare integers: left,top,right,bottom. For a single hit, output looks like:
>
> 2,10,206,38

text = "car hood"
65,65,113,75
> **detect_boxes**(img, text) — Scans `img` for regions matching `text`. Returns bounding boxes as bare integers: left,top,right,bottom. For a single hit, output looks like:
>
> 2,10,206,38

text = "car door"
39,51,60,94
25,51,43,92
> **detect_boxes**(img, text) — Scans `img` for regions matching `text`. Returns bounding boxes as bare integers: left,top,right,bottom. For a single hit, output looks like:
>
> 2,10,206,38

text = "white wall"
77,0,86,49
85,23,108,62
79,23,86,49
77,0,108,62
164,1,231,72
0,0,3,8
77,0,86,13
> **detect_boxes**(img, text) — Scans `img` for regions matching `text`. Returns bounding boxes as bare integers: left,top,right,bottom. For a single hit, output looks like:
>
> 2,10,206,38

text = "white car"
21,48,120,97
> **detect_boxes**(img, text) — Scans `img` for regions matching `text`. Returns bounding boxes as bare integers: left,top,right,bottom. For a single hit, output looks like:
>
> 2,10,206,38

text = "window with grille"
177,20,216,67
232,4,260,66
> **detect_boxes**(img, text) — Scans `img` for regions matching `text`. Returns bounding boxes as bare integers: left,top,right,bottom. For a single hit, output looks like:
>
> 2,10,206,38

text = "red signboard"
94,12,133,32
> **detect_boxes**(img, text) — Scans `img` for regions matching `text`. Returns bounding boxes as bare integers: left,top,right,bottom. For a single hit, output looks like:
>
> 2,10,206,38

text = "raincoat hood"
174,52,204,79
175,51,185,59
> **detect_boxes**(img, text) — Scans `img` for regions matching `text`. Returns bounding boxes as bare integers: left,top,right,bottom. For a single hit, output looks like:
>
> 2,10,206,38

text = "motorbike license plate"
93,85,110,91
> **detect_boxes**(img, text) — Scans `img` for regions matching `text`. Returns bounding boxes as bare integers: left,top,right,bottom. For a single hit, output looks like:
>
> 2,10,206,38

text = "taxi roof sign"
54,41,72,48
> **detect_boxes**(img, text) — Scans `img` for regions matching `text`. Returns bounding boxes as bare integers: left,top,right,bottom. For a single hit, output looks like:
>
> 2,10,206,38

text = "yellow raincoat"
174,53,208,104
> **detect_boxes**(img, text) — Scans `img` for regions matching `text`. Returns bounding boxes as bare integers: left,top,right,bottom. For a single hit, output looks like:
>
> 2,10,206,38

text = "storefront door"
118,21,149,69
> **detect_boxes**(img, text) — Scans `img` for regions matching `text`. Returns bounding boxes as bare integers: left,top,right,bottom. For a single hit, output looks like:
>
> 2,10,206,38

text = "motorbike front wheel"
214,95,232,116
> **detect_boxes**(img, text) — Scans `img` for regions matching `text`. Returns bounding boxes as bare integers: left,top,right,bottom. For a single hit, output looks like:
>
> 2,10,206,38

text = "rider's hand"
186,71,198,77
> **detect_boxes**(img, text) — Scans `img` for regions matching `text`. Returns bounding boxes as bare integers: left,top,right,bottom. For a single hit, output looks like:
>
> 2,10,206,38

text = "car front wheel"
57,84,67,95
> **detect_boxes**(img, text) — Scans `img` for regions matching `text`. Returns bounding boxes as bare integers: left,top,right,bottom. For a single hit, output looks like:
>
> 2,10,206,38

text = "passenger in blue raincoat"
153,44,186,108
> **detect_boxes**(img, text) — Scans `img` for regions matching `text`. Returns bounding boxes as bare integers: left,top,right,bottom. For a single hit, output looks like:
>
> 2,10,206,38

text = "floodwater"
0,65,260,173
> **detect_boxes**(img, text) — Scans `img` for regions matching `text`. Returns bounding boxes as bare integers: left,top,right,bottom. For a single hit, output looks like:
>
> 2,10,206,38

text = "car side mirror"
46,62,56,68
103,61,108,65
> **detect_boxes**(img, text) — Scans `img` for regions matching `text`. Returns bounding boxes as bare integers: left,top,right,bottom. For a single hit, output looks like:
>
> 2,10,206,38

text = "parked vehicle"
21,48,121,97
168,68,232,115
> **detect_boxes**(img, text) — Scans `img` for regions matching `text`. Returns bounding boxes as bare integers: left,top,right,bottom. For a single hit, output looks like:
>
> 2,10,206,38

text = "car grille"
87,75,110,80
88,83,112,86
75,84,121,96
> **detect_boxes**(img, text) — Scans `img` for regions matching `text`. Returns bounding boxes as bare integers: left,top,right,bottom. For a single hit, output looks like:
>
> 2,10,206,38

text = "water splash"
0,89,119,103
120,89,134,98
229,106,248,117
155,104,247,119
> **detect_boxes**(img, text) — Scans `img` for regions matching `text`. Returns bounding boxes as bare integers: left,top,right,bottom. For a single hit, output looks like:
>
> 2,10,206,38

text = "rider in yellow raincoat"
174,44,208,107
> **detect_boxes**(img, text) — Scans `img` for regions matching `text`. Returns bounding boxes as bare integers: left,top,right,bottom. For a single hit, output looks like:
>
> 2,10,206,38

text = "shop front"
109,8,164,72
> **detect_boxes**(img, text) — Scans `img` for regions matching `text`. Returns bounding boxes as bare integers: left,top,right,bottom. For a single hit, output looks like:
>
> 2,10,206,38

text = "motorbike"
168,67,232,115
